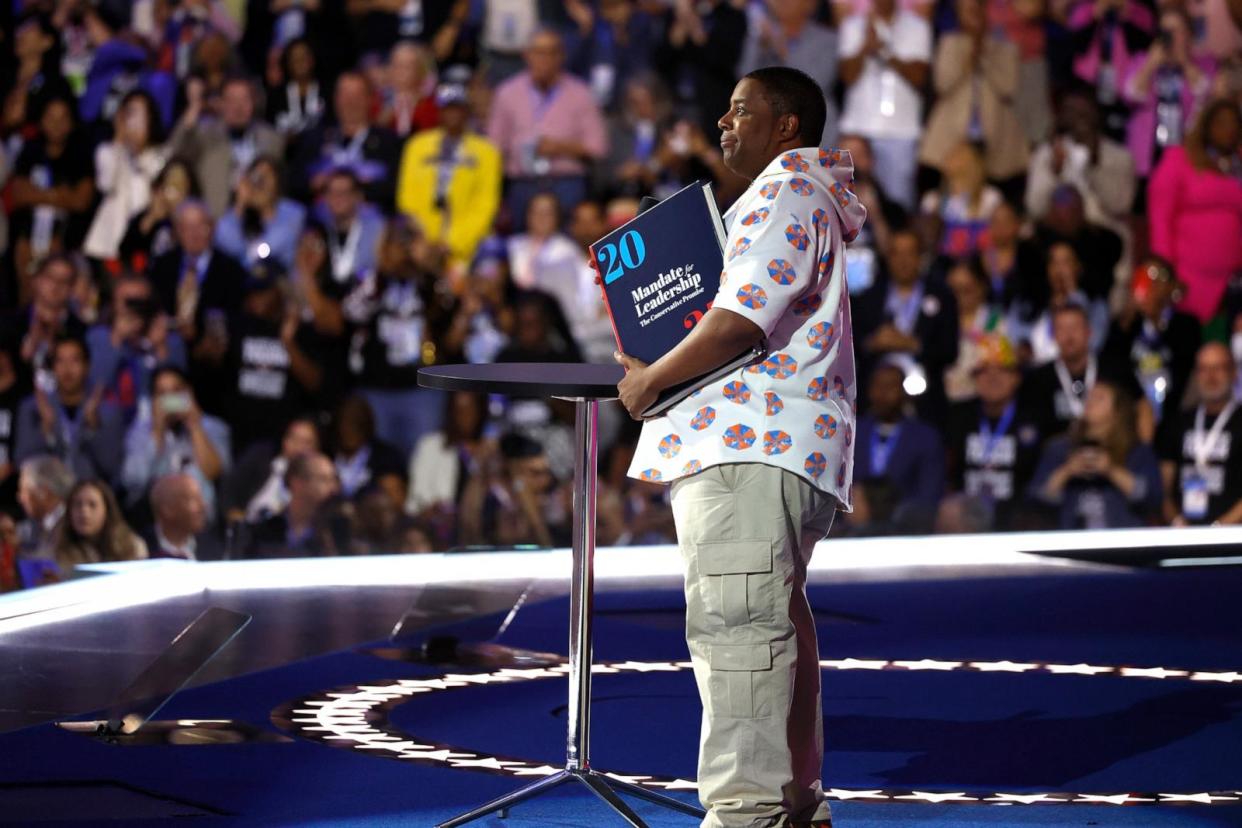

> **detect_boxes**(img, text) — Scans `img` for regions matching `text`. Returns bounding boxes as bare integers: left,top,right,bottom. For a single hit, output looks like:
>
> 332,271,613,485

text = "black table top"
418,363,625,399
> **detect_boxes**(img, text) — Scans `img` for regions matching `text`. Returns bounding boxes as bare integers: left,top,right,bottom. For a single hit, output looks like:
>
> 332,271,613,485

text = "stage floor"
2,529,1241,826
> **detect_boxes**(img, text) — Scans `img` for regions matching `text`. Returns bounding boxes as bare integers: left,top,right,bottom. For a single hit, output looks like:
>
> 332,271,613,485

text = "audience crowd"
1,0,1240,588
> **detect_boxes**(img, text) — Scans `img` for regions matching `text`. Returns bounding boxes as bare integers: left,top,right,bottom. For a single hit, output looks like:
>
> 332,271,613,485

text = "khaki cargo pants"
670,462,837,828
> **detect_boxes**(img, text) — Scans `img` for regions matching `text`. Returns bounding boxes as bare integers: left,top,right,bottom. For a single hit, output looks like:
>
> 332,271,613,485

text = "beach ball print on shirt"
640,469,663,482
765,391,784,415
737,284,768,309
763,430,792,456
818,148,844,167
780,151,810,173
763,353,798,379
759,181,782,200
836,460,848,488
789,177,815,197
804,452,827,479
682,459,703,475
767,258,796,286
723,424,757,450
793,293,823,317
658,434,682,458
690,406,717,431
741,207,770,226
729,237,753,262
723,381,752,404
811,208,830,236
817,251,834,279
807,377,829,401
813,413,837,439
807,321,835,350
785,223,810,252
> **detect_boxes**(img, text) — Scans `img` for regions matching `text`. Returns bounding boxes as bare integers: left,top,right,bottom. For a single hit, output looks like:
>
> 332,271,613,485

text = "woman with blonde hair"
1030,380,1163,528
51,480,148,569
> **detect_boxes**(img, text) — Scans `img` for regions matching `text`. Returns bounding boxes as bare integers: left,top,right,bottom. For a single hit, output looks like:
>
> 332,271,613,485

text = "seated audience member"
225,261,341,452
442,242,514,365
50,479,148,572
1147,99,1242,325
397,80,502,282
119,157,200,274
458,432,569,549
1102,257,1202,434
351,485,404,554
15,336,125,484
6,255,89,391
121,365,231,518
853,228,959,420
919,143,1004,259
290,71,402,210
83,90,168,266
146,472,221,560
331,395,406,506
1025,86,1136,242
170,75,285,218
243,451,339,558
933,492,995,534
15,456,74,557
344,217,454,456
225,417,321,522
1020,303,1147,440
979,200,1030,313
6,96,95,297
0,336,25,510
507,193,597,340
852,360,945,533
944,257,1008,402
1030,381,1163,528
406,391,492,547
945,334,1044,529
487,28,608,229
213,155,306,270
1025,185,1123,305
1158,343,1242,526
86,274,187,423
313,168,384,292
1012,242,1111,365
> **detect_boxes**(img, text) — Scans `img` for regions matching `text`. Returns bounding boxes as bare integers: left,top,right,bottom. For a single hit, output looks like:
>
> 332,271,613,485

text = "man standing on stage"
616,67,867,828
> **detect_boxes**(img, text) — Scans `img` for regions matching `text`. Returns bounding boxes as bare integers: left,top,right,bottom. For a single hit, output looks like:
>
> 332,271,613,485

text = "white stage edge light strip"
4,525,1240,635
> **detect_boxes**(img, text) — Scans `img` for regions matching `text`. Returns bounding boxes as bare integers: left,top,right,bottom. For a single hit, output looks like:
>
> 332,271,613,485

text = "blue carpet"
2,566,1242,826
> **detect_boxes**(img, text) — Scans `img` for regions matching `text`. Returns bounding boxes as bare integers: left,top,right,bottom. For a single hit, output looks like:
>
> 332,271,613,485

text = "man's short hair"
1051,301,1090,326
20,455,75,500
742,66,827,149
51,333,89,364
285,452,319,487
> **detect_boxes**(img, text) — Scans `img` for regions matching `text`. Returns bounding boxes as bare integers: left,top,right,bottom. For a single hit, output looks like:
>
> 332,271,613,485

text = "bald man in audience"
146,473,222,561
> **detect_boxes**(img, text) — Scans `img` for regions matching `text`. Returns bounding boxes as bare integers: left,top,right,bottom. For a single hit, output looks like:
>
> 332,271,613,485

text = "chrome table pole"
436,399,704,828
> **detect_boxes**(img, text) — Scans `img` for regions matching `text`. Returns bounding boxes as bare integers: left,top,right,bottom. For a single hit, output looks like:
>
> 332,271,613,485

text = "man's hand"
616,351,658,420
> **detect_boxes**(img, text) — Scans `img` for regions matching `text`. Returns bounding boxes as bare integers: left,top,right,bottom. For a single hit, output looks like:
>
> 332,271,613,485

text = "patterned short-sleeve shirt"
628,148,869,508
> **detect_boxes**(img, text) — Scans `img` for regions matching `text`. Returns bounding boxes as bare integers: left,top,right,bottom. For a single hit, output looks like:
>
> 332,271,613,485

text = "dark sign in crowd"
0,0,1240,588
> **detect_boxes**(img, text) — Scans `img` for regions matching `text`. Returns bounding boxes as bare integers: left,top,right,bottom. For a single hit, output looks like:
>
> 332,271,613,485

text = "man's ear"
781,114,800,142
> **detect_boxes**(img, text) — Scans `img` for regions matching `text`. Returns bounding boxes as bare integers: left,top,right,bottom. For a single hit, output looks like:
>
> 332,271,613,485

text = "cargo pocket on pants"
698,539,774,628
707,643,773,719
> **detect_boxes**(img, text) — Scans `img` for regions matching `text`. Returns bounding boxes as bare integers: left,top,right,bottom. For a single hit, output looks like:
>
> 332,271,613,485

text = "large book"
591,180,766,419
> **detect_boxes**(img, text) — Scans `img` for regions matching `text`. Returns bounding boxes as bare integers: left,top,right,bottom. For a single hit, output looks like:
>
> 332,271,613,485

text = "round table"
418,364,702,828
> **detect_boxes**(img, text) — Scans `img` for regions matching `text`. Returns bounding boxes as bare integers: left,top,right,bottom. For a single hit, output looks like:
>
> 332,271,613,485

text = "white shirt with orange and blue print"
627,147,869,508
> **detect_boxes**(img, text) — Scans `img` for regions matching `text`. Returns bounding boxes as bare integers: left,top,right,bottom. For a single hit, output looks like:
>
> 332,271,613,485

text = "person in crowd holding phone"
119,158,201,274
214,155,306,270
121,365,230,519
1158,342,1242,526
14,336,125,485
86,274,187,425
224,416,321,523
50,479,148,571
1030,380,1163,528
615,68,867,828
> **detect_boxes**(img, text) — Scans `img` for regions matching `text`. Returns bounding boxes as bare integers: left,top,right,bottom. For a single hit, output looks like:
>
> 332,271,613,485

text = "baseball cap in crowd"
436,83,468,108
974,333,1017,371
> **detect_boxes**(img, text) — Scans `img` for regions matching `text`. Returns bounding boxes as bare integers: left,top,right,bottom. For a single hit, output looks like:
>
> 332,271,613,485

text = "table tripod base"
434,768,705,828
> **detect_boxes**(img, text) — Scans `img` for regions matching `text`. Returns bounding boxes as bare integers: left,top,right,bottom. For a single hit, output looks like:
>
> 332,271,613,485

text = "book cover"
591,180,764,418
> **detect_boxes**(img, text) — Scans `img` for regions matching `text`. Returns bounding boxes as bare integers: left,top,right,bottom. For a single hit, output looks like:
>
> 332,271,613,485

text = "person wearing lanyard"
1159,342,1242,526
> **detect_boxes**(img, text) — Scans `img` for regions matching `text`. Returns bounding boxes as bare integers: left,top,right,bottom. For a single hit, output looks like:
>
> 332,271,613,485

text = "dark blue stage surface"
2,532,1242,826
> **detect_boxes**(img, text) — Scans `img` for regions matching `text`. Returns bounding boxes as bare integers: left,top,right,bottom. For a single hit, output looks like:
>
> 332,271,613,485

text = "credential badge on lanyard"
1184,401,1236,520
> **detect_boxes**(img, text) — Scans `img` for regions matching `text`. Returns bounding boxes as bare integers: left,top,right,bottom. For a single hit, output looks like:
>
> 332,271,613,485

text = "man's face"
974,364,1020,406
1046,243,1080,295
282,422,320,459
524,32,564,86
868,366,905,418
718,77,790,180
440,102,469,134
1059,95,1098,144
886,234,922,286
1195,345,1236,405
569,202,606,250
164,477,207,535
334,75,371,127
176,206,213,256
52,342,87,396
220,81,254,129
324,175,361,222
295,456,339,506
35,261,75,311
1052,310,1090,363
17,472,53,520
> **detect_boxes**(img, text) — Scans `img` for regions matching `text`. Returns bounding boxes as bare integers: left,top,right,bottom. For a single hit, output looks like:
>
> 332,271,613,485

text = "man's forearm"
646,308,765,393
